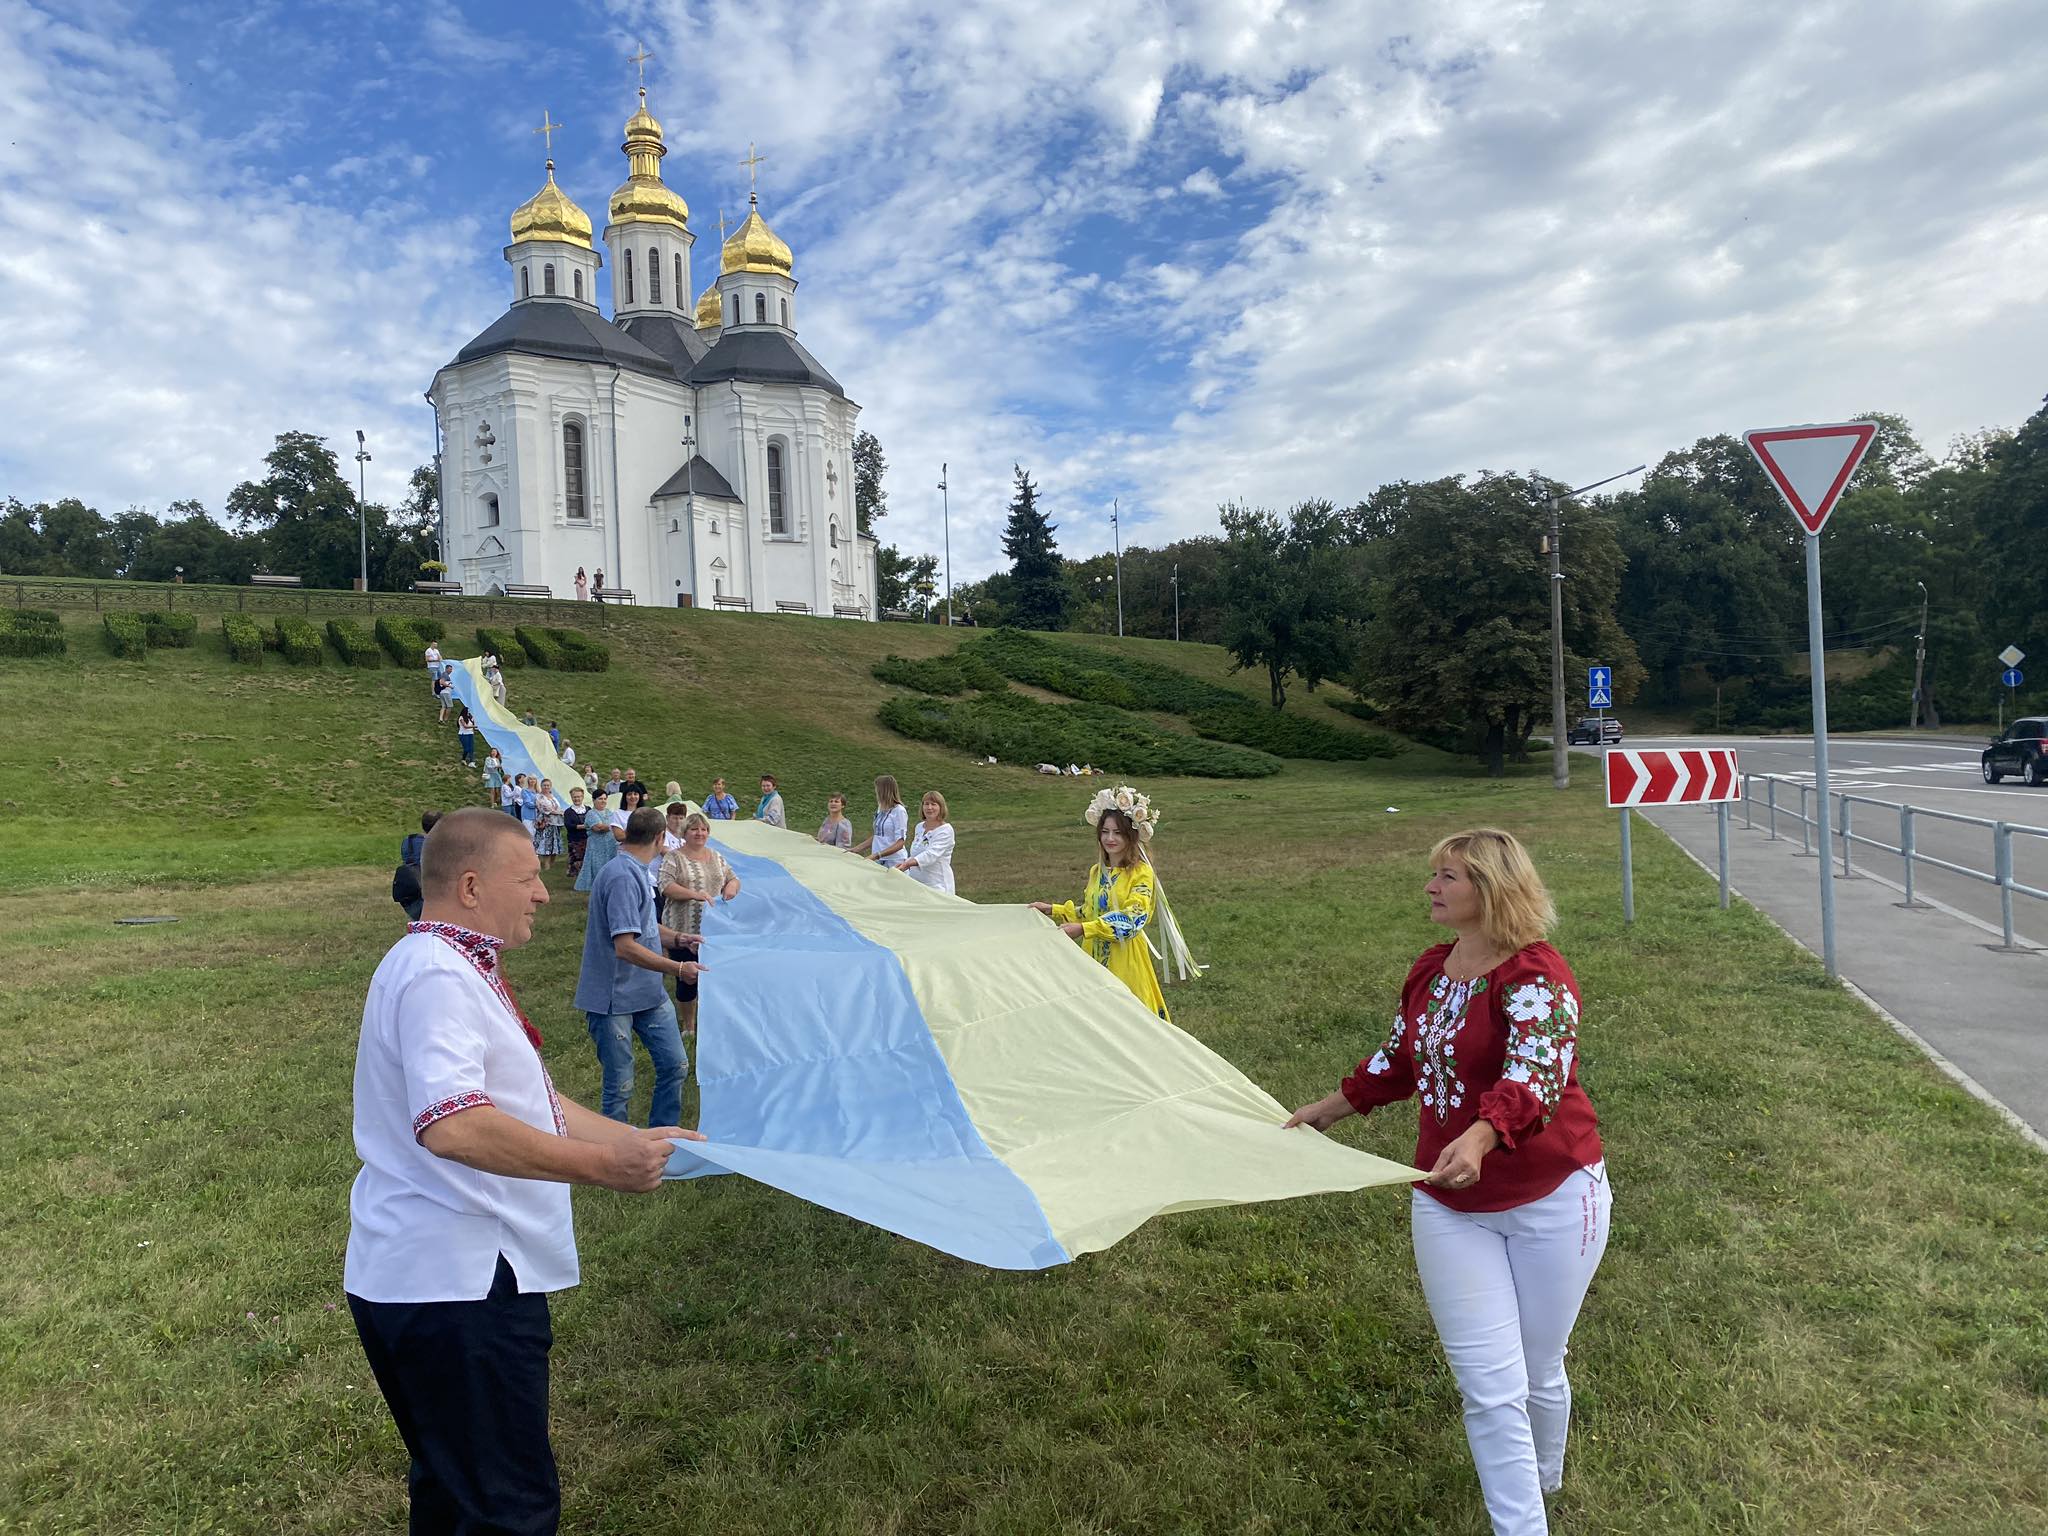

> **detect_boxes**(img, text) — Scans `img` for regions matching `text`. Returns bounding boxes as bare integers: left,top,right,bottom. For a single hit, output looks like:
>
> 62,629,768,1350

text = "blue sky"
4,0,2046,581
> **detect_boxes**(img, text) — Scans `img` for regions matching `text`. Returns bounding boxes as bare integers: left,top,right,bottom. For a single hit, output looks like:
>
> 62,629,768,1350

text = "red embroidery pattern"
413,1090,493,1138
409,921,567,1136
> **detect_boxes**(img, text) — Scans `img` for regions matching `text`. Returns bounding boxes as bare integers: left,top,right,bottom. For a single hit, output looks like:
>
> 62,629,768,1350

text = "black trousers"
349,1256,559,1536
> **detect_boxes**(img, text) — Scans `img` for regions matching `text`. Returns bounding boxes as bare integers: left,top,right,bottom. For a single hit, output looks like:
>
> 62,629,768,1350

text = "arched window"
521,266,531,297
781,297,790,327
623,249,635,305
766,442,786,534
544,263,556,295
728,295,737,326
674,254,683,305
573,269,583,301
481,493,500,528
563,422,587,521
754,292,767,324
648,247,662,304
829,519,839,548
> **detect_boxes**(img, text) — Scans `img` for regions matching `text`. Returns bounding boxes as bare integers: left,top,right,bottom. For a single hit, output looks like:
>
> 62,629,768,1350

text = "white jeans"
1412,1162,1612,1536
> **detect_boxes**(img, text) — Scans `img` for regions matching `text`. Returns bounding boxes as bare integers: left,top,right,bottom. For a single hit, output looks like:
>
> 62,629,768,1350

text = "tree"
128,501,263,586
1216,499,1363,707
227,431,364,589
999,465,1067,631
877,544,938,614
853,431,888,537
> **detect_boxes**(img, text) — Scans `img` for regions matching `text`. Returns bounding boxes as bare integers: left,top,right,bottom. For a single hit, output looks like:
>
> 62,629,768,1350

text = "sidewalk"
1638,802,2048,1146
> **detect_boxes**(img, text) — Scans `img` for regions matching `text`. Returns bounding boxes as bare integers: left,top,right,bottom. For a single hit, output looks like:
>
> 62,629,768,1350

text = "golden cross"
739,142,766,196
534,109,563,158
629,45,653,89
718,207,728,244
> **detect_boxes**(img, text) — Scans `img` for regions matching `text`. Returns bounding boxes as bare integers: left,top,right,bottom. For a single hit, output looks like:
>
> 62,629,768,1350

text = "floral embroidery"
408,921,567,1136
1415,974,1481,1124
1498,977,1574,1124
1364,1010,1405,1077
413,1090,493,1138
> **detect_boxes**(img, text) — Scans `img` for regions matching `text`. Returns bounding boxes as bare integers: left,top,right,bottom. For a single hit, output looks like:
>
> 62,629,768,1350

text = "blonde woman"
657,812,740,1031
853,774,909,867
899,791,956,894
1286,829,1608,1536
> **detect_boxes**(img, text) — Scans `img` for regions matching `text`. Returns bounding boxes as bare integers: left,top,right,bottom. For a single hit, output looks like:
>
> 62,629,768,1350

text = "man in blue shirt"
573,807,704,1125
703,778,739,820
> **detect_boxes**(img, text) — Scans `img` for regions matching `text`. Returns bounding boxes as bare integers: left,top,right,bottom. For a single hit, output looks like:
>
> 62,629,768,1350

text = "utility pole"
354,430,372,593
1910,579,1928,729
938,463,951,627
1171,562,1180,642
1547,465,1647,791
1111,497,1124,638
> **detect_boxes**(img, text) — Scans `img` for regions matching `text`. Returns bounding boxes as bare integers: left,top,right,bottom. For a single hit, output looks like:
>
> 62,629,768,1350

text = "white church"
428,93,878,616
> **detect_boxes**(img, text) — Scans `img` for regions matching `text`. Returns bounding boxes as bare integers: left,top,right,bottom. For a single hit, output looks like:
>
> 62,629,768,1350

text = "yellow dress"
1054,861,1169,1020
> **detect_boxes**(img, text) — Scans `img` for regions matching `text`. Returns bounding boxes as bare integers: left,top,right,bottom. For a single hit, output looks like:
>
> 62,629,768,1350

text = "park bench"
502,582,551,599
412,580,463,595
593,587,635,604
775,599,812,615
881,607,916,622
249,574,302,588
833,604,869,619
712,595,753,612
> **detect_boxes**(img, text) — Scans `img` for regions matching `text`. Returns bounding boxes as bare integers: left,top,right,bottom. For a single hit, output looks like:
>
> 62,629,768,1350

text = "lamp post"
353,429,372,593
1547,464,1646,790
1910,579,1928,728
938,463,951,627
1111,497,1124,638
1171,562,1180,642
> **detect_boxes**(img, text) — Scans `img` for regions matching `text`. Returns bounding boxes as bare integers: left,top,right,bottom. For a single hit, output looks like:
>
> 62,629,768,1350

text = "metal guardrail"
1739,771,2048,950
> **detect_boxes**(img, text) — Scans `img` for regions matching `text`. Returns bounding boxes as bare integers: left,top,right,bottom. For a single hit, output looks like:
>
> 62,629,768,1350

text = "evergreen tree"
1000,465,1067,631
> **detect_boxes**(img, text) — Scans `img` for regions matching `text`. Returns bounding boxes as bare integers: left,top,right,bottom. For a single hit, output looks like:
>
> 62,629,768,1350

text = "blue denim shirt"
573,850,667,1014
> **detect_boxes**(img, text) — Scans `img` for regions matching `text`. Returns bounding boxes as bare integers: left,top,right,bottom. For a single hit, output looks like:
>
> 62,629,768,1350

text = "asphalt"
1589,735,2048,1142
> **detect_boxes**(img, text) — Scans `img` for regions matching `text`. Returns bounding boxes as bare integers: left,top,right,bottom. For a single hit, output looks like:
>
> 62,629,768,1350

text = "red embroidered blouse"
1341,941,1602,1213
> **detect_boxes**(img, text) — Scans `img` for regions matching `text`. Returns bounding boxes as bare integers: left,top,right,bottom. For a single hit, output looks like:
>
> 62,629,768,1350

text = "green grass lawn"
2,608,2045,1533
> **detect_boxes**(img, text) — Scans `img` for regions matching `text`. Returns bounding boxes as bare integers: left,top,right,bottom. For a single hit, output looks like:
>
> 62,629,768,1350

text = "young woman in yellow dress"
1030,786,1199,1020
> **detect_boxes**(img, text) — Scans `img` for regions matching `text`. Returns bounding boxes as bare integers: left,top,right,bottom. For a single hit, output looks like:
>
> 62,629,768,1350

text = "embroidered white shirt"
904,821,957,894
344,930,578,1303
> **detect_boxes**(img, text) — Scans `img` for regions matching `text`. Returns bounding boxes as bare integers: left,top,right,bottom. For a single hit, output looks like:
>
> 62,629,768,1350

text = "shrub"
375,615,428,667
221,613,264,663
1188,702,1400,761
410,617,446,643
878,692,1280,779
476,626,525,667
515,625,565,668
547,627,610,673
273,616,323,665
0,609,66,657
102,612,148,659
326,617,382,667
872,652,1008,695
1328,695,1382,722
139,611,197,648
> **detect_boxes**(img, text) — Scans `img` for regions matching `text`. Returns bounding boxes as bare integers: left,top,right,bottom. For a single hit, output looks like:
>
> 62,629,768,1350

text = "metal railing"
1739,771,2048,950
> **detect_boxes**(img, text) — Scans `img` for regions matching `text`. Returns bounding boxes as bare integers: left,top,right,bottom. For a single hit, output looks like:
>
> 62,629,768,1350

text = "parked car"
1566,716,1624,745
1982,718,2048,784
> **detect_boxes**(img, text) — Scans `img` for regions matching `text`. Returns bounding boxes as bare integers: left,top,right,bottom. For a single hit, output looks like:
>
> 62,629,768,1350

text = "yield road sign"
1605,747,1741,808
1588,666,1613,708
2003,668,2024,688
1999,644,2025,669
1743,421,1879,534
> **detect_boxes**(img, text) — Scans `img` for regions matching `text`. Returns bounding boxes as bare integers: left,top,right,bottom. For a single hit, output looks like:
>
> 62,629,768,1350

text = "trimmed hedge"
872,652,1008,696
103,612,148,658
878,692,1280,779
326,617,382,667
221,613,264,663
273,616,324,665
410,618,446,643
139,611,197,648
0,608,66,657
476,626,526,667
1188,702,1399,761
374,615,430,667
515,625,565,668
547,627,610,673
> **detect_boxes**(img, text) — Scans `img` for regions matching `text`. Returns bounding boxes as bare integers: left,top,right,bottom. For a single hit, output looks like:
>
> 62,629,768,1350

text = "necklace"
1443,938,1508,981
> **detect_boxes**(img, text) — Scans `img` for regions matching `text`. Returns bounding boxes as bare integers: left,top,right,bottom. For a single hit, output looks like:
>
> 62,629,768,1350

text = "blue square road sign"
1588,666,1613,709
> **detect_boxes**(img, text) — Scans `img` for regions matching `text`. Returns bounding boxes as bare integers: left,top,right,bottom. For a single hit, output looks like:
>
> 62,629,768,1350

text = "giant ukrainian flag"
663,821,1421,1269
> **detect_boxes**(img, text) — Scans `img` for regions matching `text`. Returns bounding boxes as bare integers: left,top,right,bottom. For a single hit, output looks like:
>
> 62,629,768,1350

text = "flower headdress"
1084,784,1159,842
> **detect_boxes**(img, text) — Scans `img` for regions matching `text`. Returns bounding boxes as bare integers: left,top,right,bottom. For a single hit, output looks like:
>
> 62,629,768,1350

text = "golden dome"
510,163,593,249
609,89,689,233
721,194,793,276
695,282,723,331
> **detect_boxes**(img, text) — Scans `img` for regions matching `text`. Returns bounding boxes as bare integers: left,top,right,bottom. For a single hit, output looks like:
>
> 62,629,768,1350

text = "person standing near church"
753,774,786,829
575,807,703,1125
575,567,588,602
423,639,444,689
592,569,606,604
345,808,702,1534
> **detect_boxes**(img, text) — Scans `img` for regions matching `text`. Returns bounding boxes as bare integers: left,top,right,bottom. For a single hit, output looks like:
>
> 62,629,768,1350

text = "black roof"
618,313,711,378
451,300,674,380
651,454,741,501
684,328,845,397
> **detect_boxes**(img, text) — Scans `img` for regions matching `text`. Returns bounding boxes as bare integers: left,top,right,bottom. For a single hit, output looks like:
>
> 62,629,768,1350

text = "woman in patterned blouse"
1287,828,1608,1536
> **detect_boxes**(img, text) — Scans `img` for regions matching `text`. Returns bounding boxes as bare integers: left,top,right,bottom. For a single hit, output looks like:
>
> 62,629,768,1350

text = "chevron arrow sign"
1605,747,1741,808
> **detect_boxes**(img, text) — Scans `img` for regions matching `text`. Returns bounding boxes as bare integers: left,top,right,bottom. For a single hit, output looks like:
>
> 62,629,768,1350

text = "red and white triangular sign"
1744,421,1879,535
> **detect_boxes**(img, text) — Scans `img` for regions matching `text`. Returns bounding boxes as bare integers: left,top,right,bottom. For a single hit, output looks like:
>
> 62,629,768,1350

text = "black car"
1982,718,2048,784
1566,716,1624,745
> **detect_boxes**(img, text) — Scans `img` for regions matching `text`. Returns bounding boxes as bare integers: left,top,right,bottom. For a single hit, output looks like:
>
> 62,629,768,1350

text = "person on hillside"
592,570,606,604
620,768,644,802
399,811,439,872
564,785,590,879
752,774,786,829
345,808,703,1535
663,779,684,809
456,707,476,765
423,639,444,687
534,780,565,870
602,769,622,800
582,767,599,797
574,790,623,892
816,793,854,851
660,800,689,855
657,811,739,1034
391,811,442,922
484,653,506,707
1285,828,1609,1536
703,778,738,820
481,748,505,803
548,721,562,753
899,791,957,894
575,567,589,602
522,709,538,729
854,775,910,867
575,806,704,1124
560,740,576,771
517,773,539,830
617,782,652,820
1029,787,1199,1022
498,773,520,819
435,673,455,724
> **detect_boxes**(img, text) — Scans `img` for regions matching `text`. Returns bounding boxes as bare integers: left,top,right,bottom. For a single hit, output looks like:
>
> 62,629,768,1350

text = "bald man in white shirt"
345,807,703,1535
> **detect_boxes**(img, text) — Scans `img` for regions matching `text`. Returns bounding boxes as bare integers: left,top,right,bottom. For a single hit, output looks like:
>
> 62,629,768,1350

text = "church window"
648,248,662,304
781,297,789,327
623,249,635,305
830,519,839,548
674,254,683,305
573,269,583,301
563,422,588,521
728,295,737,326
755,292,767,324
521,266,531,298
482,493,500,528
766,443,787,534
544,263,556,295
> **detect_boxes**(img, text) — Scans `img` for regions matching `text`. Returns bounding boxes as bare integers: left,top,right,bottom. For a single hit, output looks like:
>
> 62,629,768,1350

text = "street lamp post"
1111,497,1124,638
353,429,372,593
1910,580,1928,728
938,463,951,628
1547,464,1646,790
1171,563,1180,643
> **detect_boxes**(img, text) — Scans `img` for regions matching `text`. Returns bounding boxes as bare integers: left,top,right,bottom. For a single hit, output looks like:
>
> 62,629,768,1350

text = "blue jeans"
585,999,687,1126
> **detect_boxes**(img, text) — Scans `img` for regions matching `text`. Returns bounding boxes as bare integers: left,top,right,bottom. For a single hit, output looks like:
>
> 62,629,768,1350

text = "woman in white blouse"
900,790,956,895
